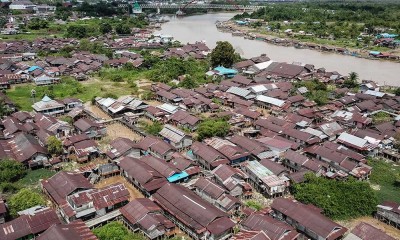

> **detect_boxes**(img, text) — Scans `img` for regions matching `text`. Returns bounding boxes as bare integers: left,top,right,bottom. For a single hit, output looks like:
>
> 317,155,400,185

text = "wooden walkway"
86,209,121,228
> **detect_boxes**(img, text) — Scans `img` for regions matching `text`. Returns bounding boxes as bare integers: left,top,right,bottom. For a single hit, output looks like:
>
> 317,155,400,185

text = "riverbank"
216,20,400,63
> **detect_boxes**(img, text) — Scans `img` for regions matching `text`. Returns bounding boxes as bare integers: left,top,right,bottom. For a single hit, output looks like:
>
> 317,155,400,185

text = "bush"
293,174,378,220
111,74,124,82
8,188,46,217
93,221,146,240
144,121,163,135
197,119,230,141
0,159,26,183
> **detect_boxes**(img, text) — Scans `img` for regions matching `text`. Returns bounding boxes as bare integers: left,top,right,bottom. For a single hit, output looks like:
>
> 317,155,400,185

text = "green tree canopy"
210,41,239,68
293,174,378,220
47,136,63,155
27,18,48,30
8,188,46,217
66,25,88,39
115,23,131,35
0,159,26,183
197,118,230,141
99,22,112,34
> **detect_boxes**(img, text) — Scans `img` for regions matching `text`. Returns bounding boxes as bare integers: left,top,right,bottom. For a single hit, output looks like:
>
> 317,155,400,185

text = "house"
37,220,98,240
119,155,187,196
159,124,192,150
152,183,235,240
229,135,272,160
32,96,65,116
241,213,299,240
282,150,310,172
169,110,200,130
256,95,286,109
69,138,100,163
138,136,175,160
120,198,175,239
232,230,271,240
343,222,395,240
106,137,140,162
0,208,60,240
73,118,106,138
33,74,60,85
241,161,287,198
376,201,400,228
337,132,377,155
205,137,250,166
271,198,348,240
193,177,240,214
0,132,49,168
189,141,229,170
211,164,252,197
9,0,36,10
61,98,83,112
41,171,94,221
62,183,129,222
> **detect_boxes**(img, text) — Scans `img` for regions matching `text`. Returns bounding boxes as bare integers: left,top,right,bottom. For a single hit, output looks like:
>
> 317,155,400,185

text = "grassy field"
6,76,139,111
369,158,400,203
17,169,56,188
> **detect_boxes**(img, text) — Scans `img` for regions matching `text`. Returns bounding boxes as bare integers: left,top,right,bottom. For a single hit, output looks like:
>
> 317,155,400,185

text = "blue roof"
28,66,43,72
214,66,238,76
369,51,381,55
377,33,398,39
235,20,247,25
167,171,189,182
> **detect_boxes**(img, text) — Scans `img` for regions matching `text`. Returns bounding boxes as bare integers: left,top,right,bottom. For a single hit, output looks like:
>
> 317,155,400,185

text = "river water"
156,13,400,86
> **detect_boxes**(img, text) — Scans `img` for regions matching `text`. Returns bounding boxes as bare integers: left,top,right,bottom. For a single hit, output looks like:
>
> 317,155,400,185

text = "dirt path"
95,175,144,200
84,102,112,120
338,216,400,239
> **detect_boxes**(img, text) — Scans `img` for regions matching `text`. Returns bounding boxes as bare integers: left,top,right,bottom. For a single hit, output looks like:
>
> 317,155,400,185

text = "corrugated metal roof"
227,86,252,98
159,124,186,144
157,103,178,114
338,132,367,148
256,95,285,107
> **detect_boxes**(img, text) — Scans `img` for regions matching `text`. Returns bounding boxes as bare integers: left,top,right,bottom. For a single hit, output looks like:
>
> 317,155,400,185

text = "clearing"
95,176,144,200
338,216,400,239
99,123,143,146
368,158,400,203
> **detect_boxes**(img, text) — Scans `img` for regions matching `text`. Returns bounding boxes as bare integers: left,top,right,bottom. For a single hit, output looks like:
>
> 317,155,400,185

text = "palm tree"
349,72,358,82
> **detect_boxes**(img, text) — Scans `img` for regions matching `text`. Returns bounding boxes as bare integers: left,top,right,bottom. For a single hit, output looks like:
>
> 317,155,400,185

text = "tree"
8,188,46,217
394,87,400,96
210,41,238,68
47,136,63,155
99,22,112,34
294,174,378,220
343,71,359,88
0,159,26,183
66,25,88,38
179,75,199,89
144,121,163,135
115,23,131,35
27,18,48,30
197,119,230,141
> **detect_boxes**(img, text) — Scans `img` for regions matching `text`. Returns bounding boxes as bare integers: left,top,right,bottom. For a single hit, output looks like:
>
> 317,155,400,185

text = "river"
156,13,400,86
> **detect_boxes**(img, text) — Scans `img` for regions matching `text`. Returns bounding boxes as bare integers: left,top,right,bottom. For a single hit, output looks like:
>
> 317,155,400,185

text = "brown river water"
156,13,400,86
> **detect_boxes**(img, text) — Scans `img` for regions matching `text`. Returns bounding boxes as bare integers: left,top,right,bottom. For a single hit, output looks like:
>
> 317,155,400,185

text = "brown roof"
120,198,175,232
106,137,137,159
194,177,226,199
191,141,229,167
152,183,234,235
242,213,299,240
271,198,347,240
0,209,60,240
41,171,93,205
138,136,175,156
349,222,395,240
37,220,97,240
73,118,102,132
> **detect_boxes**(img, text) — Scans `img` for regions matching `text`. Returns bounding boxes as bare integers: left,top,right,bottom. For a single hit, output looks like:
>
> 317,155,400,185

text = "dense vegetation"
197,118,230,141
147,57,209,84
8,188,46,217
93,221,146,240
234,2,400,49
368,158,400,203
293,174,377,220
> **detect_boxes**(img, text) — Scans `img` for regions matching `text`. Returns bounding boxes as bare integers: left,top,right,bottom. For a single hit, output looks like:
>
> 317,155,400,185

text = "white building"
9,0,36,10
